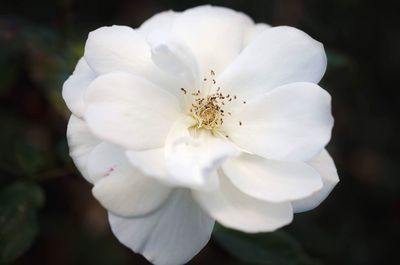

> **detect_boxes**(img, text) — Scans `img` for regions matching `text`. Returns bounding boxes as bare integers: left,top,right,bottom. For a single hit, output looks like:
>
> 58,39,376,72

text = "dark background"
1,0,399,265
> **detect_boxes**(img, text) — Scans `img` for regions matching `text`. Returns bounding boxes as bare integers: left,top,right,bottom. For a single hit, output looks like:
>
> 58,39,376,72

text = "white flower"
63,5,339,265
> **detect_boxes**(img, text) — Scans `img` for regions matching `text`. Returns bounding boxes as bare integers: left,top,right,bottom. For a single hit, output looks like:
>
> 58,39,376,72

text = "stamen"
183,69,246,136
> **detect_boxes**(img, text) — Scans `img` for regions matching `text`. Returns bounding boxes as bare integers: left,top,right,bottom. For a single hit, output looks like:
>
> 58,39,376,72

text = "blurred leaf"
0,114,25,177
213,224,316,265
0,182,44,264
0,16,72,118
49,88,70,118
0,112,54,179
76,234,130,265
14,141,46,176
326,50,355,69
0,63,18,95
298,255,323,265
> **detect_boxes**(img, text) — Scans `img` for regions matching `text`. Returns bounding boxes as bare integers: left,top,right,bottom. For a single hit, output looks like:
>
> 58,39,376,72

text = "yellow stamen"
179,70,245,135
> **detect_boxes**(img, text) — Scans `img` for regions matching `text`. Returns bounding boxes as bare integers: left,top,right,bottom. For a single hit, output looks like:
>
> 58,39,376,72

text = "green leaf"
0,63,18,95
0,182,44,264
14,141,47,176
213,224,311,265
326,50,355,69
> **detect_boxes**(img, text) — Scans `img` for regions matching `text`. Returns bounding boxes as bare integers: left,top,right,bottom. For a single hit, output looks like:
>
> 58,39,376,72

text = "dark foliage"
0,1,399,264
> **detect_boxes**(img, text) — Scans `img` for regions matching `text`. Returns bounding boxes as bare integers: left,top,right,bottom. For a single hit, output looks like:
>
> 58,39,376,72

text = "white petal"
126,148,168,180
84,72,180,150
84,25,178,91
86,142,131,183
243,23,271,47
66,115,100,183
292,149,339,213
148,31,201,88
164,117,240,190
84,25,149,75
138,10,180,36
62,58,96,117
172,5,253,74
108,190,214,265
193,173,293,233
223,154,323,202
90,142,171,217
224,82,333,161
219,26,327,100
126,147,223,191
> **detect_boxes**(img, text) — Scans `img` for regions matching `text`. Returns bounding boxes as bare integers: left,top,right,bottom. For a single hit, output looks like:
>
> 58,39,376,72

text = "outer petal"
219,26,327,100
222,154,323,202
138,10,180,36
84,72,180,150
84,25,179,91
126,148,223,191
66,115,100,183
84,25,149,75
243,23,271,47
172,5,254,74
108,190,215,265
164,117,240,190
223,82,333,161
90,142,171,217
148,31,202,91
126,148,168,180
193,173,293,233
62,58,96,117
292,149,339,213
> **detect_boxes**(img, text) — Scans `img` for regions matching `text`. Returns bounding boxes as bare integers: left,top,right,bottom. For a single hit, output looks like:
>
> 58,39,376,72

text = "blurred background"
0,0,399,264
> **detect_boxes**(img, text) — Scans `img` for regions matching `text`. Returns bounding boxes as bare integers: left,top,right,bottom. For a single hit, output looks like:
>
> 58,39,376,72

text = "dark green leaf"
0,182,44,264
213,224,307,265
326,50,355,69
0,63,18,95
14,141,47,176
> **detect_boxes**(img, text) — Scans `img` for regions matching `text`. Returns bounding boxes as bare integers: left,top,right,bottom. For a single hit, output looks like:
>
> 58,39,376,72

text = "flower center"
180,70,245,137
190,90,223,131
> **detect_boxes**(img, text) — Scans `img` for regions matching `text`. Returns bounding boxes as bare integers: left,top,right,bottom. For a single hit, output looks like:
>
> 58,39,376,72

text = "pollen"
191,92,222,131
179,70,245,135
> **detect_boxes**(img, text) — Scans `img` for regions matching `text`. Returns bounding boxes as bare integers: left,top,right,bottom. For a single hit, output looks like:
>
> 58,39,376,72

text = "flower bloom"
63,5,339,265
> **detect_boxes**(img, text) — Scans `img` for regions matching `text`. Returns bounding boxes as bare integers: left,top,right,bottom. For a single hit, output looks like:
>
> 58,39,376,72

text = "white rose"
63,5,339,265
